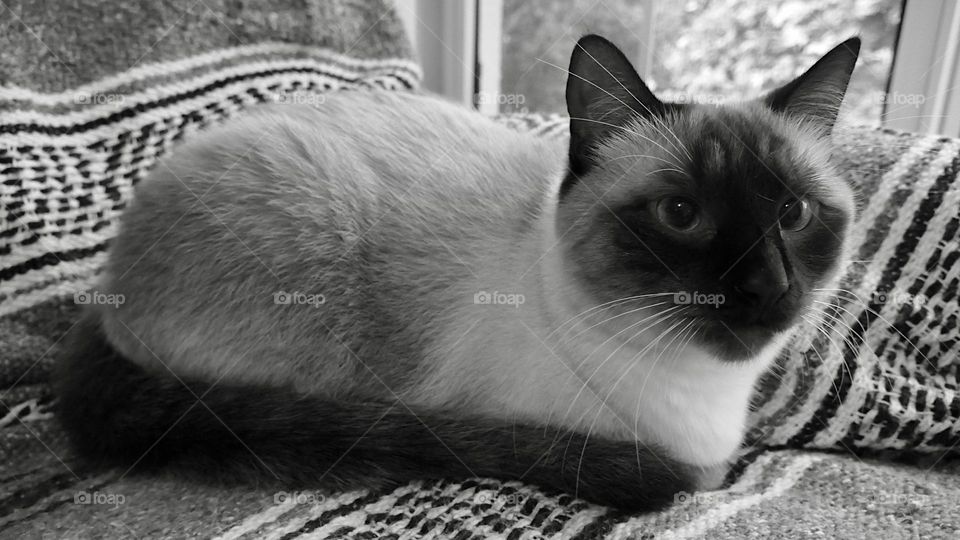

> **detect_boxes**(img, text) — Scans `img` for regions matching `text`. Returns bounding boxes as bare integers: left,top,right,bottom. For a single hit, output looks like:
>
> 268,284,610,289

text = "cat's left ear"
565,35,665,178
763,37,861,133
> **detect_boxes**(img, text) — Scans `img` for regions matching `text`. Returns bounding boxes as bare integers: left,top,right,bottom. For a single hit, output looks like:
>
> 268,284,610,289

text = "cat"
54,34,860,511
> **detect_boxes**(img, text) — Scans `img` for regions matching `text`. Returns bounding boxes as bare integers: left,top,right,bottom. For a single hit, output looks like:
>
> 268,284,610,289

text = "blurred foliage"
500,0,902,126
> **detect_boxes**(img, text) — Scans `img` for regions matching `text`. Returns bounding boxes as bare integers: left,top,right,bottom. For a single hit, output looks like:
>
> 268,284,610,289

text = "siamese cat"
55,35,859,510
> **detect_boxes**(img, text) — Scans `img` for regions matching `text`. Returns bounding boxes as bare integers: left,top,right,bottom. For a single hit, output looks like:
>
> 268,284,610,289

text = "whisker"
565,115,686,170
598,153,685,172
575,315,692,489
546,293,675,341
555,305,684,452
634,318,701,467
561,305,684,423
633,319,698,472
801,314,848,403
813,289,939,372
556,301,673,356
805,308,867,386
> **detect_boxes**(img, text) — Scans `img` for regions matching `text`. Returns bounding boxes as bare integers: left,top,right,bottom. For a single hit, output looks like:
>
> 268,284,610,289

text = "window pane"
500,0,902,126
500,0,650,115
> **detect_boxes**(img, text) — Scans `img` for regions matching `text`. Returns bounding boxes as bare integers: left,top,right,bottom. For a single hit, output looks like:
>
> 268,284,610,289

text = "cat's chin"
697,320,790,362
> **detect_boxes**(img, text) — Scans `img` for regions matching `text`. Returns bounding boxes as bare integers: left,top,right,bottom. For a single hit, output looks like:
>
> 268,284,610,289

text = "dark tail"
53,316,694,511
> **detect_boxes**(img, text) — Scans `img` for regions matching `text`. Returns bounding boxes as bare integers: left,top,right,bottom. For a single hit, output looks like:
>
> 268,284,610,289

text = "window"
398,0,960,136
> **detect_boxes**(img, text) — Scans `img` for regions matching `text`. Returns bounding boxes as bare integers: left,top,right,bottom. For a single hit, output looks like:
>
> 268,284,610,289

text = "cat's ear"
565,35,665,176
763,37,861,133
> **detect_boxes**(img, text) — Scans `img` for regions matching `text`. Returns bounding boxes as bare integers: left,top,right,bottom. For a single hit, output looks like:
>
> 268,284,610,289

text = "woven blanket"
2,1,960,538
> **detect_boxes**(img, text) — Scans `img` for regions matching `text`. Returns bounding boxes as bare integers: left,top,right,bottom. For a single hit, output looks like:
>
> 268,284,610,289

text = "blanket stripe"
0,54,419,317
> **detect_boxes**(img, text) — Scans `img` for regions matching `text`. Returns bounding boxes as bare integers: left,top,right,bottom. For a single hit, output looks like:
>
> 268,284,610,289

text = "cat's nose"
735,270,789,311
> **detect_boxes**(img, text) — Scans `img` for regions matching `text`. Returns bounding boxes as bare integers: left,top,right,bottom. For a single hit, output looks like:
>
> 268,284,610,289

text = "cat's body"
96,91,775,468
56,36,861,510
99,92,565,408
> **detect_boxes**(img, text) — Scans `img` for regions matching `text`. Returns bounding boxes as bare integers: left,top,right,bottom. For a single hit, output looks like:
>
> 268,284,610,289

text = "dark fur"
563,35,687,194
54,316,695,510
560,35,860,360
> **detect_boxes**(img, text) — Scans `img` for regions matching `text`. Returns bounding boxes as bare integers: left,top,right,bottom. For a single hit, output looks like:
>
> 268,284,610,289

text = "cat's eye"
655,197,700,232
779,198,814,232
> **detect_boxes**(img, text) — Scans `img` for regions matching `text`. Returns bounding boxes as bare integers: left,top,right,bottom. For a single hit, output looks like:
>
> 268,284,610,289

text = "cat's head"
556,35,859,361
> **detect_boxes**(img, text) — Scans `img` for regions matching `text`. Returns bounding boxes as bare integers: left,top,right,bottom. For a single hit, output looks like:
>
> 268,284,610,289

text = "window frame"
396,0,479,106
398,0,960,136
885,0,960,136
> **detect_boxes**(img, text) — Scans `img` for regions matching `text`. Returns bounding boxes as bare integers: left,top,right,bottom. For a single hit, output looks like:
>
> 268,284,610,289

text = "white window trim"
884,0,960,136
475,0,504,115
396,0,480,107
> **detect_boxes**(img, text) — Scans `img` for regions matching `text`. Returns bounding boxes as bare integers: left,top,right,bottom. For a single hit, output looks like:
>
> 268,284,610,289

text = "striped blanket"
2,1,960,538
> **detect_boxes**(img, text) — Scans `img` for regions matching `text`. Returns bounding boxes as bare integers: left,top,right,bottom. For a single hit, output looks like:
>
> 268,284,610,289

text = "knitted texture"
3,1,960,537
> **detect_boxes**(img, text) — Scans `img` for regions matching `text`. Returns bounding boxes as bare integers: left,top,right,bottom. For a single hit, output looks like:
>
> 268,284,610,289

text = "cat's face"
557,35,859,361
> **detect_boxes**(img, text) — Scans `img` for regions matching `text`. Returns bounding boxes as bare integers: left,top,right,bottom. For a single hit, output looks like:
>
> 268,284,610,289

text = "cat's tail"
54,315,696,511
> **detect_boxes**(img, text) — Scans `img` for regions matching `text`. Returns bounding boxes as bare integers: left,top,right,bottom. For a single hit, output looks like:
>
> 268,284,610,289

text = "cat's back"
236,90,561,199
97,91,562,388
136,91,563,235
113,91,564,273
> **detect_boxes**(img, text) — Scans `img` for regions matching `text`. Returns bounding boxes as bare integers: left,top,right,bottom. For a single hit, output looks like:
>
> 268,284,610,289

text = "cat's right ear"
565,35,665,179
763,37,861,133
